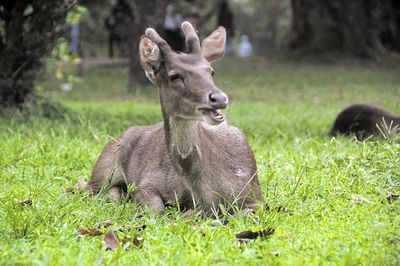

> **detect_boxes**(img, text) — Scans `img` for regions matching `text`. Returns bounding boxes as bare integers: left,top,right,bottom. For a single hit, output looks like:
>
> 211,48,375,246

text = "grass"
1,57,400,265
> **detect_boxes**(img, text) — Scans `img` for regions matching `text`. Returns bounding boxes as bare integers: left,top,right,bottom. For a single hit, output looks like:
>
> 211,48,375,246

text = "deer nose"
208,92,228,109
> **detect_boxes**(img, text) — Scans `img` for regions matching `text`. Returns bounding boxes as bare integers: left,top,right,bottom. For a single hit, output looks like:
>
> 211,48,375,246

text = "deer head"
139,22,228,125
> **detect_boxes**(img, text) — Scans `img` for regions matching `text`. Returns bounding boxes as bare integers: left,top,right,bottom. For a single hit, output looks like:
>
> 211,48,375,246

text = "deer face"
139,22,228,125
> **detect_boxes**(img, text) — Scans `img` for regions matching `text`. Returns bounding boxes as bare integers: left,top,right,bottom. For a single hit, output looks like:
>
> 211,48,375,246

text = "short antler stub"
181,21,201,54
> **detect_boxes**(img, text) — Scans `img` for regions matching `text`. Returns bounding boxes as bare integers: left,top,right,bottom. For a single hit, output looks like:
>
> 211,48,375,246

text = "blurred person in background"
238,35,252,58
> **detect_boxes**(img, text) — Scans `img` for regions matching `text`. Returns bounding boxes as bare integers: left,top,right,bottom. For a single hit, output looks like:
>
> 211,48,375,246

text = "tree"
289,0,400,58
0,0,74,107
232,0,291,54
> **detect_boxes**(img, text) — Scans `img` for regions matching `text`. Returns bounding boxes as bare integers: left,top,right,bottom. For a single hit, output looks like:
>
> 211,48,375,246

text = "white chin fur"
202,115,224,126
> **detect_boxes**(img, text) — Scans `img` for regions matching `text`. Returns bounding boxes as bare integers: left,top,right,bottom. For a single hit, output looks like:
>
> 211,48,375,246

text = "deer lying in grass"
85,22,262,216
330,103,400,140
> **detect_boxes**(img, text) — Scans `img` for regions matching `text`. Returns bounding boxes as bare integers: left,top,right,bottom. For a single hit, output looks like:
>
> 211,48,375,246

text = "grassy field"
1,58,399,265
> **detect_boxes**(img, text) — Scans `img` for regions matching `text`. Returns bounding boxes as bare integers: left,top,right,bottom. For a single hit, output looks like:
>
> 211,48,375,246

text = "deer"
330,103,400,141
84,21,262,216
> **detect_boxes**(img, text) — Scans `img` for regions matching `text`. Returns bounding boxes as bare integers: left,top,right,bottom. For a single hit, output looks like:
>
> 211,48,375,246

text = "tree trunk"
289,0,400,58
0,1,73,107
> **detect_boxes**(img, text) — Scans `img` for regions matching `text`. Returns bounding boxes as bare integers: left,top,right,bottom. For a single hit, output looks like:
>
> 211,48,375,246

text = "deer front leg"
132,189,165,214
108,187,125,201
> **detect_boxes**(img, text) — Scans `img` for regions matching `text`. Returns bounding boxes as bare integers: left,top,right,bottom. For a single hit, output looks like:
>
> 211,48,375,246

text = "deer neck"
159,87,202,165
168,117,200,160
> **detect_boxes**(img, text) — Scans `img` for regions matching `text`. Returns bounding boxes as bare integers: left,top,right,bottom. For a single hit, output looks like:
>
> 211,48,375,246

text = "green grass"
1,58,400,265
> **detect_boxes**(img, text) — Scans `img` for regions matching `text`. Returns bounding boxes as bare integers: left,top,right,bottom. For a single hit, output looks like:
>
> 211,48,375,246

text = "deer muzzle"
198,92,228,124
208,92,228,110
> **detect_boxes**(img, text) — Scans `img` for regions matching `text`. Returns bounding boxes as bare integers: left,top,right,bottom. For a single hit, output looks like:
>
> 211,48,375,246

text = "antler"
145,28,174,58
145,21,201,55
181,21,201,54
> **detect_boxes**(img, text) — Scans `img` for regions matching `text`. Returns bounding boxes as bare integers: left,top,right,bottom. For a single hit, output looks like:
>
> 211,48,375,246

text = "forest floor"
1,58,399,265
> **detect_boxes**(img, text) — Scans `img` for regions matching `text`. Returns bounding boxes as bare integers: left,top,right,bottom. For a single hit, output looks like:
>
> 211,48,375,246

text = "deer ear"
201,26,226,64
139,36,162,84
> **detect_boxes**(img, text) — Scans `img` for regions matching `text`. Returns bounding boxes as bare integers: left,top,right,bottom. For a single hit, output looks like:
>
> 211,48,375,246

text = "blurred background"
0,0,399,108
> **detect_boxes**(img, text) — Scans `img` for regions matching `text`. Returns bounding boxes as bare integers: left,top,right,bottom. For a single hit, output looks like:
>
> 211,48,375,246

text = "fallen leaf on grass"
236,228,275,245
118,225,147,232
387,192,399,202
77,228,102,237
20,199,32,206
122,236,144,247
390,239,400,245
351,195,370,203
104,230,120,250
97,220,113,228
271,251,282,257
236,228,275,240
236,231,259,240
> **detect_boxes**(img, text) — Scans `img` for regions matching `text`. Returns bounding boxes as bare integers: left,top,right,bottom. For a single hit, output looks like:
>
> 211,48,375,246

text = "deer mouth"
199,108,225,124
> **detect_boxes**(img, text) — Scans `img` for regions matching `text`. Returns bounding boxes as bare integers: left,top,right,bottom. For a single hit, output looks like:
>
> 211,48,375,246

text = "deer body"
330,104,400,140
86,22,262,215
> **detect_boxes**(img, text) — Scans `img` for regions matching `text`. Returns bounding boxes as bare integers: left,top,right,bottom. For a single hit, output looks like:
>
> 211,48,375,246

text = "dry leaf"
121,236,144,247
387,192,399,202
236,228,275,240
265,205,288,213
104,230,120,250
236,238,253,246
122,236,144,247
390,239,400,245
236,230,259,240
118,225,147,232
133,237,144,247
77,228,102,237
351,195,370,202
122,235,133,244
20,199,32,206
97,220,113,228
103,220,113,227
271,251,282,257
258,228,275,238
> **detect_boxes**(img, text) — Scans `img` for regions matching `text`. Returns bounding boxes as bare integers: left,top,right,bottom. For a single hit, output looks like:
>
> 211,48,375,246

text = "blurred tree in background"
79,0,222,88
231,0,291,54
0,0,74,107
1,0,399,108
289,0,400,58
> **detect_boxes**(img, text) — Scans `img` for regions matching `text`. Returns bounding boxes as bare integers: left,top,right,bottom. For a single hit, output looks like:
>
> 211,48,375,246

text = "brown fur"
330,103,400,140
86,22,262,215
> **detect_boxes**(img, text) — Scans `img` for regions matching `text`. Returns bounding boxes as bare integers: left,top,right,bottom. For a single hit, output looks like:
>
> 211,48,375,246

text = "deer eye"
211,70,215,76
169,73,182,82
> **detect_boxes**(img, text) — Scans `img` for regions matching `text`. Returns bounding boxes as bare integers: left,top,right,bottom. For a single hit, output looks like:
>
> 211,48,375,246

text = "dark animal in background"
330,104,400,140
85,22,262,216
105,0,133,57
